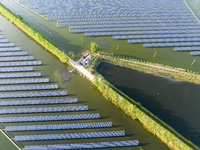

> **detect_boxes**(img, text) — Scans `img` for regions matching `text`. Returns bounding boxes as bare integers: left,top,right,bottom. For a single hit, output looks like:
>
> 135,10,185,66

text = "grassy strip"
101,54,200,84
93,74,198,150
0,3,68,63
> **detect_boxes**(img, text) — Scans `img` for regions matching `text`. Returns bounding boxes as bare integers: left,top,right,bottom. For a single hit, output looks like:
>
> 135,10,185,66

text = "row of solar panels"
0,98,78,106
48,9,191,17
70,22,200,29
128,38,200,43
0,56,34,62
0,84,58,91
143,42,200,47
0,72,41,78
0,78,49,84
191,52,200,55
58,19,197,26
5,122,112,131
84,30,200,36
0,67,33,72
0,51,27,56
174,47,200,51
24,140,139,150
0,42,14,47
0,91,68,98
0,39,8,43
48,12,193,20
23,0,186,9
14,131,125,141
59,17,195,23
35,4,187,12
0,47,21,52
0,113,100,122
0,60,42,66
0,34,138,150
60,16,195,23
0,105,88,114
112,34,200,39
71,26,200,33
37,6,189,15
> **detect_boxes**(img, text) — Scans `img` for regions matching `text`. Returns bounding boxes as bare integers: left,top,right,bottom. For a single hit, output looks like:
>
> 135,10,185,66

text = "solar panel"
0,56,34,62
0,105,88,114
14,130,125,141
0,84,57,91
144,42,200,47
24,140,139,150
0,51,27,56
0,67,33,72
5,122,112,131
0,47,21,52
0,98,78,106
0,113,100,122
0,78,49,85
0,91,67,98
0,61,42,66
0,72,41,78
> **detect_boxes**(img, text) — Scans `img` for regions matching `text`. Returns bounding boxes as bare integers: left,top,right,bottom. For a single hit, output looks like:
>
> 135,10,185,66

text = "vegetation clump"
90,42,99,54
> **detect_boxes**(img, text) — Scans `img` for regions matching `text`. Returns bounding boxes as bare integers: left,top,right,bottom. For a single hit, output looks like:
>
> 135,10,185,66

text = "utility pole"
153,51,157,58
116,44,119,50
191,59,196,66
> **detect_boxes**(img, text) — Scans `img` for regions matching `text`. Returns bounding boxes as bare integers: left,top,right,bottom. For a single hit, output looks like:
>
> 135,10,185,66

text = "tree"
90,42,99,54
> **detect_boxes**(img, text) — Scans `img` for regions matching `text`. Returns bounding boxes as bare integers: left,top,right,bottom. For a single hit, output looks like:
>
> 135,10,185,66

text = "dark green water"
97,62,200,147
0,8,169,150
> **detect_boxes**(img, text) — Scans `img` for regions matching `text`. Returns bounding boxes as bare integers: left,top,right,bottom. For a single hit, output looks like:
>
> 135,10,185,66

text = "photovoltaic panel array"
0,67,33,72
0,98,78,106
24,140,139,150
0,72,41,78
0,106,88,114
14,130,125,141
0,113,100,122
0,15,139,150
0,47,21,52
5,122,112,131
0,51,27,56
0,91,68,98
0,84,58,91
25,140,139,150
17,0,200,55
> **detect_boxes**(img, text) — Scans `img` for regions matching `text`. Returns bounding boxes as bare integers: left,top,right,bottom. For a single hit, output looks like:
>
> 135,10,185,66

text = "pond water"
97,62,200,147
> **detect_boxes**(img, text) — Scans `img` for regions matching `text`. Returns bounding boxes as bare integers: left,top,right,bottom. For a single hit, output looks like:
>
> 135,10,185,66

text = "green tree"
90,42,99,53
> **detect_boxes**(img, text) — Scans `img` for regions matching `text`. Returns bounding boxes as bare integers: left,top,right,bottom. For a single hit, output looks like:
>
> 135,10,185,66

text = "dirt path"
68,58,94,81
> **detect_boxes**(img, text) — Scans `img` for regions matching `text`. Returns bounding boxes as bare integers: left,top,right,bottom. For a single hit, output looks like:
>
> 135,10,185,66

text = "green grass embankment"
0,3,68,63
101,54,200,84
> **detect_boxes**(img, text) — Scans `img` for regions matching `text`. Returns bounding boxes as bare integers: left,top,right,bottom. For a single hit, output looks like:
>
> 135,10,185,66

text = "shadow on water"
97,62,200,146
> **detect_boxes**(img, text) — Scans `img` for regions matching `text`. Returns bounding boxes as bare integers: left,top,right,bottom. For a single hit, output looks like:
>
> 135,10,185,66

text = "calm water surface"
97,62,200,147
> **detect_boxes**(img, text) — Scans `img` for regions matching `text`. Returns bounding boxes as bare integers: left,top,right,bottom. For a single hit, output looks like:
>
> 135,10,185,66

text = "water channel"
0,7,169,150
